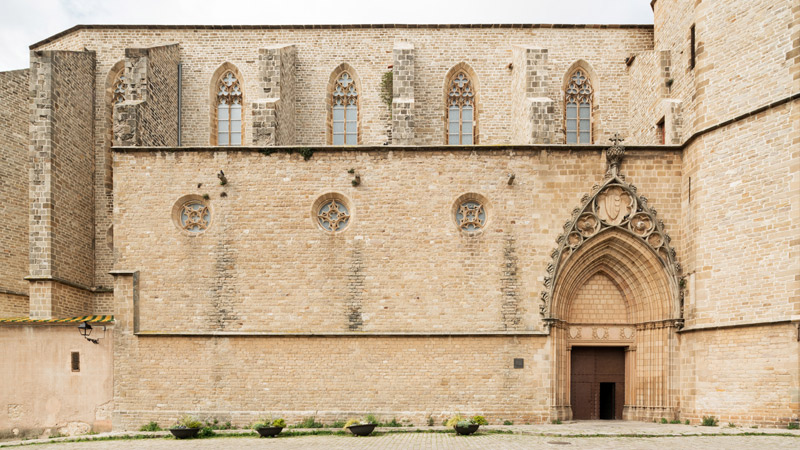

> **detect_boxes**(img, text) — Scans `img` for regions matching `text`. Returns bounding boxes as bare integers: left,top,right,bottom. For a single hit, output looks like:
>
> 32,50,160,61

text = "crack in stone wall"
346,239,364,331
501,233,522,330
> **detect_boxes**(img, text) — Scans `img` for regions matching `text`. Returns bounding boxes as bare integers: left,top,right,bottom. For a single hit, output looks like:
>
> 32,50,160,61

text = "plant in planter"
252,418,286,438
446,414,488,435
344,417,377,436
169,415,202,439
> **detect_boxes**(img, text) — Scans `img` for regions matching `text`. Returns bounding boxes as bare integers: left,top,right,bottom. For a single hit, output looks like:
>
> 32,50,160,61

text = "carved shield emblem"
596,186,633,226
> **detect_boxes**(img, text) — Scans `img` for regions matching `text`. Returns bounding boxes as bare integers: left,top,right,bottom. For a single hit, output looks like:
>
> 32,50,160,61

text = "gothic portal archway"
541,137,683,421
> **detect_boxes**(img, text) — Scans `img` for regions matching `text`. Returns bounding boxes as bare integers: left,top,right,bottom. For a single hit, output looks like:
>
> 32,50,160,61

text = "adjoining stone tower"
651,0,799,424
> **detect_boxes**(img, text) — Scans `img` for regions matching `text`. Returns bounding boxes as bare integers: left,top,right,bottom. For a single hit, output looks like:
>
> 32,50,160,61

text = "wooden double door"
570,346,625,420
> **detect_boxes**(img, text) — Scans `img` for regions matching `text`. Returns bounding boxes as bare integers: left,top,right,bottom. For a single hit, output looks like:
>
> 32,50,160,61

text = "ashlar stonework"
0,0,798,436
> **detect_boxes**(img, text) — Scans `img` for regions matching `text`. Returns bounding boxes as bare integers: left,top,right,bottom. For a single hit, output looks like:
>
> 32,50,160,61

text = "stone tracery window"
456,200,485,232
332,72,358,145
317,199,350,232
179,200,210,232
447,72,475,145
452,193,489,235
217,71,243,146
565,69,593,144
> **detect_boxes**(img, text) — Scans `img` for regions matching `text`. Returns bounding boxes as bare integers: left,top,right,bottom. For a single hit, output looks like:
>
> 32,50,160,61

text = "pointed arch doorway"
540,140,683,422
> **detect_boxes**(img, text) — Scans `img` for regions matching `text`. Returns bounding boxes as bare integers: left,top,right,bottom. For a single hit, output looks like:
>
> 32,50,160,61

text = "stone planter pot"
346,423,377,436
169,427,200,439
454,424,480,435
255,426,283,437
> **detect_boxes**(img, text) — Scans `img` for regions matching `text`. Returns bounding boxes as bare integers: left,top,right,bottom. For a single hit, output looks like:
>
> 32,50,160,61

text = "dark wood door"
570,347,625,420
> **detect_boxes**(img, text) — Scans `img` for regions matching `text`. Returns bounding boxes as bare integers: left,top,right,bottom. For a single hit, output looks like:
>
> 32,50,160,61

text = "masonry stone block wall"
113,148,682,334
0,69,30,317
28,50,96,319
628,52,660,144
109,146,683,426
678,324,799,427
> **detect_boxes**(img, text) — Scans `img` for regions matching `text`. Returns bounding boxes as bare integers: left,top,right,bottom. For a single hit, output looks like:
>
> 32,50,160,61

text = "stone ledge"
134,330,548,337
678,319,793,333
113,144,682,153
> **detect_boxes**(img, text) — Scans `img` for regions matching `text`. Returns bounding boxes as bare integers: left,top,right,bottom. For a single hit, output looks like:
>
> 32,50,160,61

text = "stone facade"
0,0,798,435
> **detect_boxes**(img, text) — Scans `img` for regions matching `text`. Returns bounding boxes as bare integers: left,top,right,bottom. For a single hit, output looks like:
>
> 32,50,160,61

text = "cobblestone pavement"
3,422,798,450
7,433,800,450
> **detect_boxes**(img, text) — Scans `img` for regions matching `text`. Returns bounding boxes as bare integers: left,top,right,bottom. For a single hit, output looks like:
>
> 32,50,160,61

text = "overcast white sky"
0,0,653,71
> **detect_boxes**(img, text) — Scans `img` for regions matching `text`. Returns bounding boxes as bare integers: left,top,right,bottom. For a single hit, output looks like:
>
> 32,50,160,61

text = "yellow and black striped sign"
0,315,114,324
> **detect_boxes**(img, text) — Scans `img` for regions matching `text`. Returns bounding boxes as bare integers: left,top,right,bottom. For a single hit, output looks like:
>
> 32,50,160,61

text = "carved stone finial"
606,133,626,176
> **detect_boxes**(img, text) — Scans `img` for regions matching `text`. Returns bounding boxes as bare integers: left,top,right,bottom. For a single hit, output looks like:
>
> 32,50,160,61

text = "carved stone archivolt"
540,135,682,318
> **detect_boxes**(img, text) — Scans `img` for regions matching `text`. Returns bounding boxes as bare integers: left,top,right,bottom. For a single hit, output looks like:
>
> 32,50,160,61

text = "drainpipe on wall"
177,63,182,146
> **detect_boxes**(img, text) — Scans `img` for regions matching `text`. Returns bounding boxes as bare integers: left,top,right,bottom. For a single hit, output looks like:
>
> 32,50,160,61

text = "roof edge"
30,23,655,49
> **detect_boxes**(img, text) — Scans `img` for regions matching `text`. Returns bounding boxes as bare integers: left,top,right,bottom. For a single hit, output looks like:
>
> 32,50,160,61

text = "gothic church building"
0,0,798,436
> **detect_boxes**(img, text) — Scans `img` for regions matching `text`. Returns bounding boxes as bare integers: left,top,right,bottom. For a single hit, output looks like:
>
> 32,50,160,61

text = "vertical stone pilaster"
110,270,138,430
512,46,554,144
110,270,139,335
28,49,95,319
391,41,415,145
253,45,296,146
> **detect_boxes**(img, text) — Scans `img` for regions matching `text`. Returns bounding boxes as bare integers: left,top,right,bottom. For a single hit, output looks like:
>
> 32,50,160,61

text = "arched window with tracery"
332,72,358,145
447,72,475,145
565,69,593,144
216,71,243,146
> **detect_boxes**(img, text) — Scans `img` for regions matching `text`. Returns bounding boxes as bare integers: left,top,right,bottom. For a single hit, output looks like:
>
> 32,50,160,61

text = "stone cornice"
134,330,549,337
31,23,654,49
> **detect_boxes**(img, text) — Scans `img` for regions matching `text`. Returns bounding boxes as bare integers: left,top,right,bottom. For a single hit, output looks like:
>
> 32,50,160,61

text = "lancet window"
447,72,475,145
332,72,358,145
565,69,593,144
217,71,243,146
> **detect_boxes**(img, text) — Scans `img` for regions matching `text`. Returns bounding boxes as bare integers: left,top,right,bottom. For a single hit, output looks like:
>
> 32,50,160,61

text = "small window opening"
689,24,696,69
71,352,80,372
656,117,665,145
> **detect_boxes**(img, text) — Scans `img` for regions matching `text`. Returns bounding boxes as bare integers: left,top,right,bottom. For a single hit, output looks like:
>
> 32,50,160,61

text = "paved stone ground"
2,422,798,449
